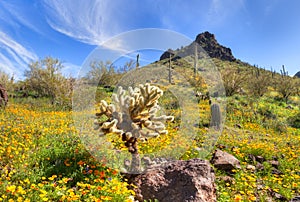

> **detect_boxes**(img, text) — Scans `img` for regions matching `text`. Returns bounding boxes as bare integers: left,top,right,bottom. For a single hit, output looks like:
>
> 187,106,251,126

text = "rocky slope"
160,31,236,62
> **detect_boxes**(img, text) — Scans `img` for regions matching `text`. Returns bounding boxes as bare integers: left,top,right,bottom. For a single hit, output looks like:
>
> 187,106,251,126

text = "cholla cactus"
94,83,174,172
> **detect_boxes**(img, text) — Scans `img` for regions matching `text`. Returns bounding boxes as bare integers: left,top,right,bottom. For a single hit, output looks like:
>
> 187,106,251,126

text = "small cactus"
210,103,221,130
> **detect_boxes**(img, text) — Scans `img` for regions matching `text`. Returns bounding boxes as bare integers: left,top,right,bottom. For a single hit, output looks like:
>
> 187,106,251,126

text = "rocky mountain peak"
160,31,236,62
195,31,235,61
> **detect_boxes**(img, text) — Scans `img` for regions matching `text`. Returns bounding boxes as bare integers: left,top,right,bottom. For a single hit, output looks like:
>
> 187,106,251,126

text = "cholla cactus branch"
94,83,174,172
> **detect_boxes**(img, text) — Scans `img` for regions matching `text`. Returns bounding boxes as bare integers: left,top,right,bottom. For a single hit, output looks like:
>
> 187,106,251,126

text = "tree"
25,57,73,106
87,61,117,86
275,65,298,103
0,71,14,93
247,68,270,97
221,67,246,96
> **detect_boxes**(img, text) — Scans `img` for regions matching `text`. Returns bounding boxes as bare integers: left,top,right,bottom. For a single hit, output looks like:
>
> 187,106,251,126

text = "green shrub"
287,112,300,128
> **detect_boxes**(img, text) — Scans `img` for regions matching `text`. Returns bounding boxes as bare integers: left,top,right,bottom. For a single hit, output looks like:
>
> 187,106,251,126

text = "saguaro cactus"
210,103,221,130
94,83,174,172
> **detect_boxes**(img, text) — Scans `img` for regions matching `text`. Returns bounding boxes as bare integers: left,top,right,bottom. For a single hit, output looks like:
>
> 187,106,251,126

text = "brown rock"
268,160,279,168
211,149,241,172
246,164,256,172
255,162,265,171
255,155,265,163
0,84,8,107
127,159,216,202
218,176,235,184
290,196,300,202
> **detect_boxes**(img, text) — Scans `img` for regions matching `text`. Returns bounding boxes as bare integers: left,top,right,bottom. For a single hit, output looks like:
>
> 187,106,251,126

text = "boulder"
210,149,241,172
0,84,8,107
127,159,216,202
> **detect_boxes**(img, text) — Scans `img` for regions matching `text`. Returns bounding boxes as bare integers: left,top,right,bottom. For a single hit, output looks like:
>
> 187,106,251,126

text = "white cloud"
43,0,122,46
0,31,38,79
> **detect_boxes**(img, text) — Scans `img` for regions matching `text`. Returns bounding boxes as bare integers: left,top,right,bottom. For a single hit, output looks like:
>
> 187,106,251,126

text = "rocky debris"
0,84,8,107
268,188,287,201
271,168,283,175
256,155,265,163
210,149,241,172
218,176,235,184
246,164,256,172
268,160,279,169
290,196,300,202
255,162,265,171
127,159,216,202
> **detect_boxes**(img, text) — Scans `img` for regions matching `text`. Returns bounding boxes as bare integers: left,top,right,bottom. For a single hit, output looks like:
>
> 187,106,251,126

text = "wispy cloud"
43,0,123,46
0,31,38,79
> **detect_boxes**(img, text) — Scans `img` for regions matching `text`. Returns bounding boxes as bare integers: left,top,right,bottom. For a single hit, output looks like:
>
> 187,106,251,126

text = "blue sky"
1,0,300,79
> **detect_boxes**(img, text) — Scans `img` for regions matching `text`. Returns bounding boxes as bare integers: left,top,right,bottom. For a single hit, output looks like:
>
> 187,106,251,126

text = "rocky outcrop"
295,71,300,78
210,149,241,172
127,158,216,202
195,31,235,61
0,84,8,107
160,31,236,62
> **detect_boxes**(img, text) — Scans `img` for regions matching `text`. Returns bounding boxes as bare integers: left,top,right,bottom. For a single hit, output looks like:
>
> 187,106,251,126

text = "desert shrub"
24,57,73,107
247,68,271,97
257,106,277,120
275,65,298,103
221,67,246,96
287,112,300,128
0,71,14,94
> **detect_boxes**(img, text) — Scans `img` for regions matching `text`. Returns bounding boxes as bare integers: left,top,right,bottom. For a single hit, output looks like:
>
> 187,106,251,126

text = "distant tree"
87,61,118,86
0,71,14,93
221,67,246,96
25,56,73,106
275,65,298,103
247,68,270,97
121,59,136,73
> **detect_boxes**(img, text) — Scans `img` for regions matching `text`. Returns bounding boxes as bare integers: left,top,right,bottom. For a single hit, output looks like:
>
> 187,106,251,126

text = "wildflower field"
0,91,300,201
0,102,135,202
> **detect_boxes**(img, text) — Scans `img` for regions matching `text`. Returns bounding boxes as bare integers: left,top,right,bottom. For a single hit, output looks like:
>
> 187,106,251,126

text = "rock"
268,160,279,168
268,188,287,201
246,164,256,172
127,159,216,202
248,154,256,163
255,162,265,171
271,168,283,175
159,31,236,62
210,149,241,172
218,176,234,184
295,71,300,78
195,32,236,61
255,156,265,163
290,196,300,201
0,84,8,107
